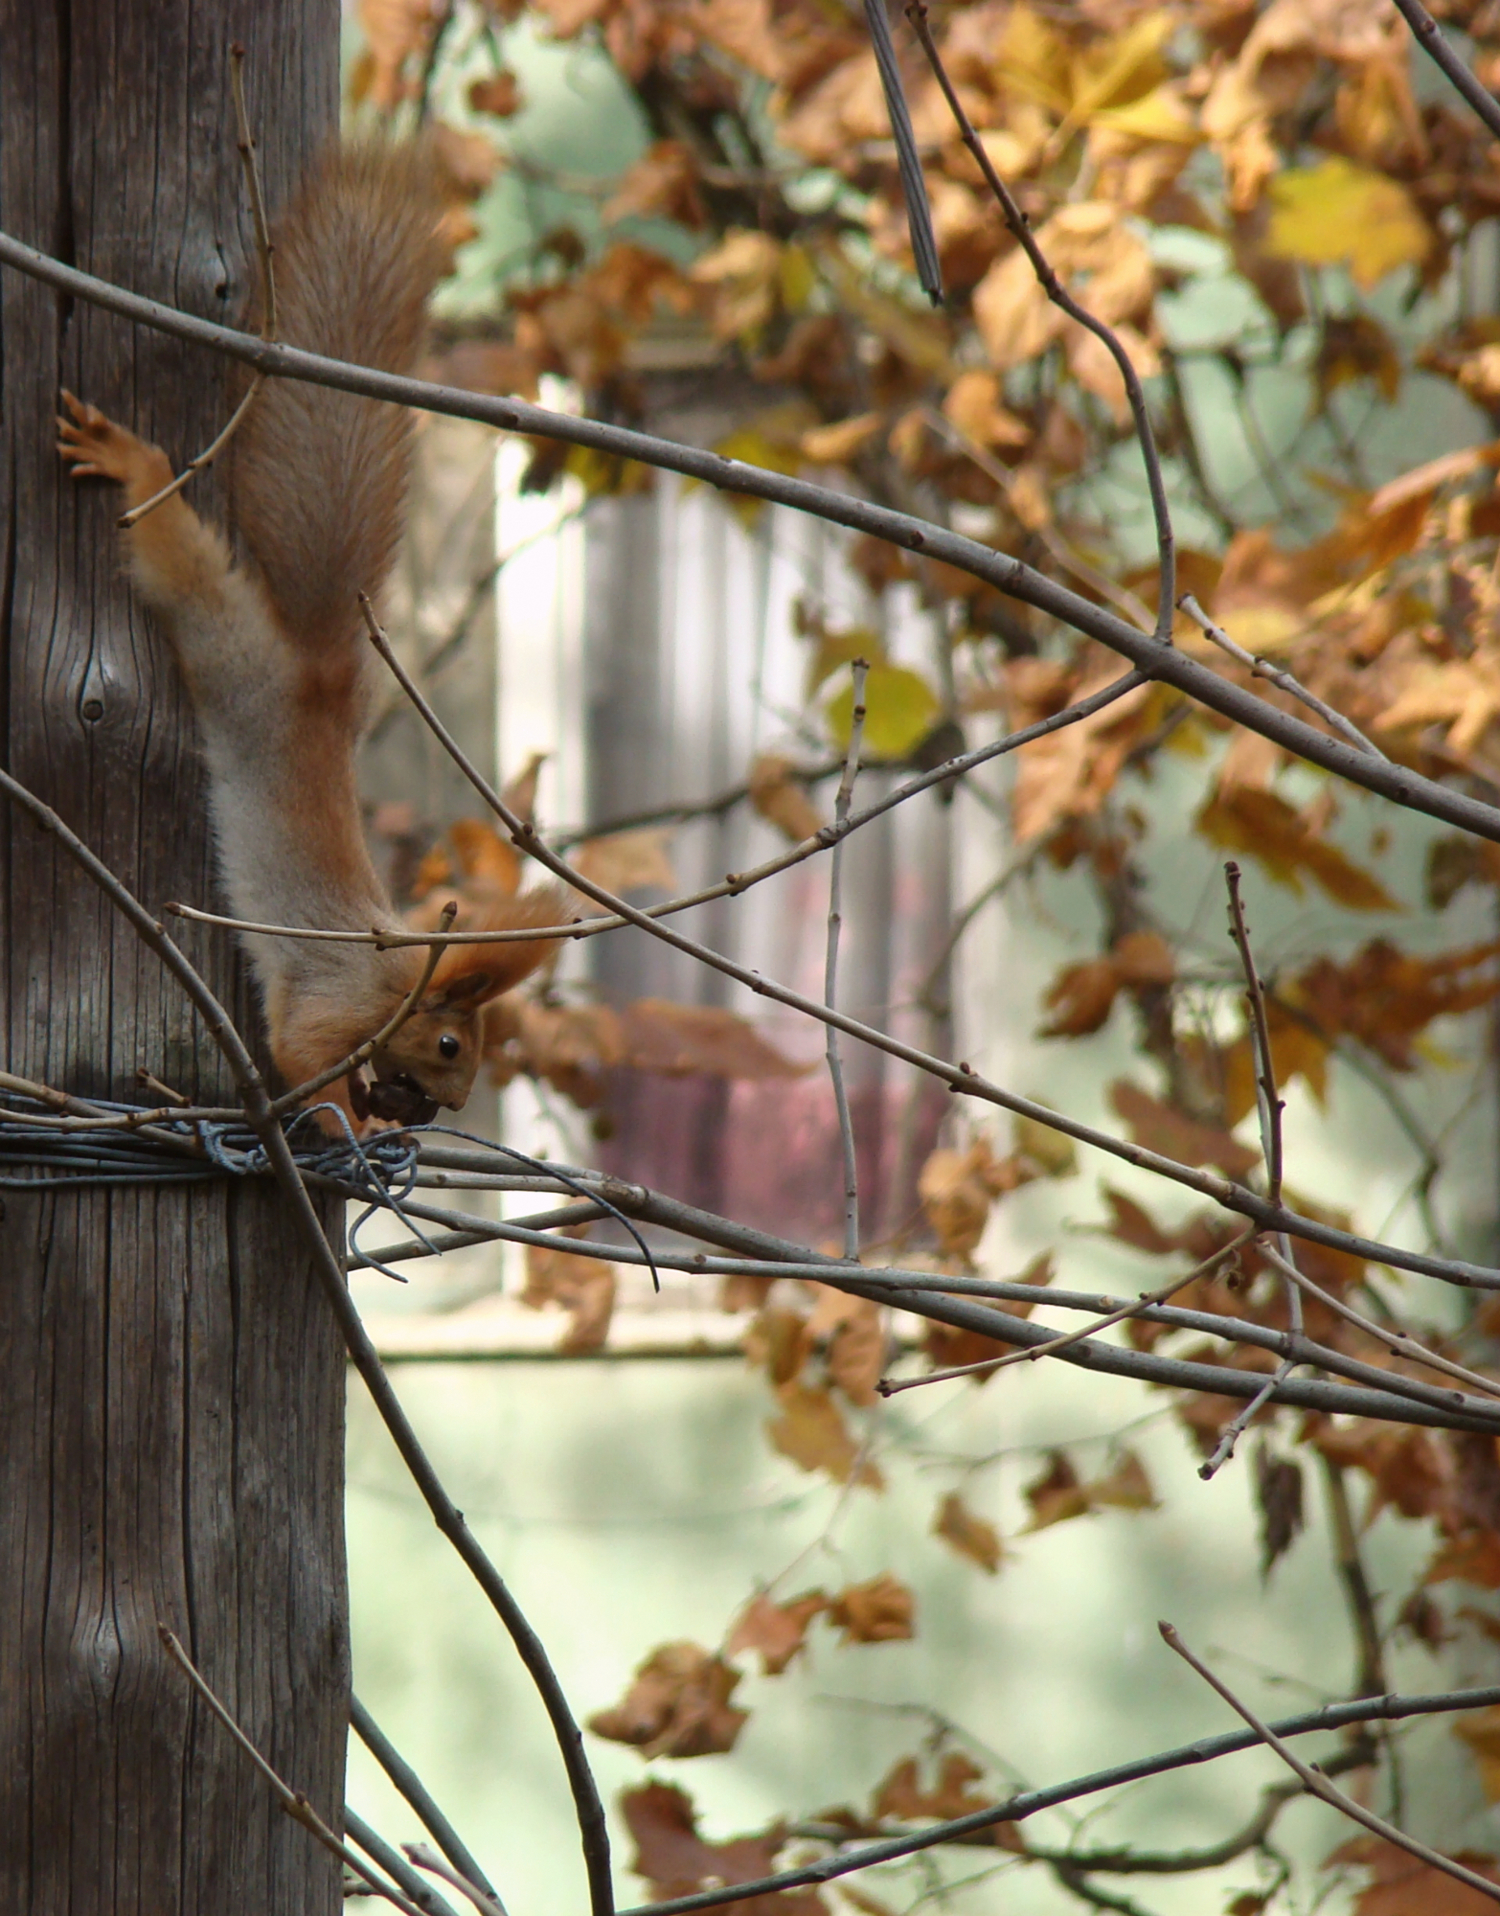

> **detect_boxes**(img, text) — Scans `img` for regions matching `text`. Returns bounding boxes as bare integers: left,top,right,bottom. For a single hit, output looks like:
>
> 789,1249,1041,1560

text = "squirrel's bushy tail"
231,146,446,648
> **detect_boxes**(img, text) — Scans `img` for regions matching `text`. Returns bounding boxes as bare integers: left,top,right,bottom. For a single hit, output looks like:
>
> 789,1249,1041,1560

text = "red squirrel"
58,148,561,1134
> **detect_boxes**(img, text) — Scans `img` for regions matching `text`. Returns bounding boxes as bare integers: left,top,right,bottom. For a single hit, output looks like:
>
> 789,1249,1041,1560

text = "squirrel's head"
350,890,568,1129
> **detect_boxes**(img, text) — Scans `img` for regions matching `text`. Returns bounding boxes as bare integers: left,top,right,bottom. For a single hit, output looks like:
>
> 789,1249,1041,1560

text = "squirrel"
58,147,563,1135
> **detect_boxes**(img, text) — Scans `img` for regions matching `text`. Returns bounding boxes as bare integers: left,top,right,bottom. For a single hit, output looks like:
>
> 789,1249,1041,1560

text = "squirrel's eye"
438,1033,461,1061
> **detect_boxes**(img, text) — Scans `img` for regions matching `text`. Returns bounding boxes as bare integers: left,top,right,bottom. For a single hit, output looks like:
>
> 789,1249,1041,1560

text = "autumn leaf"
468,68,523,116
1024,1447,1157,1529
918,1134,1037,1265
828,1573,914,1643
725,1590,829,1675
748,752,826,842
825,662,940,760
767,1381,883,1488
1196,788,1399,911
1329,1835,1500,1916
1110,1080,1261,1180
570,827,678,899
617,1000,809,1079
522,1232,616,1354
745,1307,814,1385
1266,157,1432,289
801,412,884,464
933,1491,1004,1574
589,1643,749,1757
621,1780,827,1913
873,1750,992,1821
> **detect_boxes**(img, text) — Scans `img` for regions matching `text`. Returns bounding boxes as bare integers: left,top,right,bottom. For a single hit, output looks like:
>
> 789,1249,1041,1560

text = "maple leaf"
1110,1080,1260,1180
767,1381,883,1488
873,1750,994,1821
588,1643,748,1758
1195,788,1398,911
725,1590,829,1675
828,1573,915,1644
622,1781,828,1914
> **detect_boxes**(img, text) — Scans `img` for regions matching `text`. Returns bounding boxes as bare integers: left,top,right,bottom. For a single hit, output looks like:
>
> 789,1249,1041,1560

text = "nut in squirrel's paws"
57,390,143,482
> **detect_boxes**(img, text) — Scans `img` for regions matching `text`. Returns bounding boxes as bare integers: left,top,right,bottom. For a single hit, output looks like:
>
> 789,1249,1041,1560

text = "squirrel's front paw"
57,390,148,483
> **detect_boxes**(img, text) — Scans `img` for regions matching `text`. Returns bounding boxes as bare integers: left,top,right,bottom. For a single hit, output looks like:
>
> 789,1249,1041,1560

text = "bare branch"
1159,1623,1500,1906
351,1697,503,1910
8,227,1500,842
1392,0,1500,144
827,658,869,1260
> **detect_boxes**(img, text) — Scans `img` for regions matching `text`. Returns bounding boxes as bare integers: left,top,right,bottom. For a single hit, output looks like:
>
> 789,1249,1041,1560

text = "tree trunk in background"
0,6,347,1912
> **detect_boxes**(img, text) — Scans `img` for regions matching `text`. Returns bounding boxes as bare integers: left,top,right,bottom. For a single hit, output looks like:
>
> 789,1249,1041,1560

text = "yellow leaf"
801,412,884,464
1266,157,1432,289
826,663,939,759
1091,81,1199,144
1061,12,1175,137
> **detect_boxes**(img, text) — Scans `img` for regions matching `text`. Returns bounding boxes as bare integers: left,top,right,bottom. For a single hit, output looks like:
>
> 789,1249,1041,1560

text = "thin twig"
1224,864,1282,1204
617,1683,1500,1914
351,1697,503,1910
345,1810,464,1916
167,670,1149,952
1258,1238,1500,1401
8,226,1500,842
1159,1622,1500,1906
407,1845,510,1916
1199,1362,1295,1480
268,900,458,1117
904,0,1175,640
1320,1458,1387,1700
878,1230,1254,1394
119,45,274,527
158,1628,425,1916
350,609,1500,1295
1179,594,1387,760
827,658,868,1260
1391,0,1500,145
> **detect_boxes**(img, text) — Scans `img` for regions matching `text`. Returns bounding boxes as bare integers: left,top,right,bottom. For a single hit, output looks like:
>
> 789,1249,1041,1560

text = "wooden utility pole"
0,6,348,1912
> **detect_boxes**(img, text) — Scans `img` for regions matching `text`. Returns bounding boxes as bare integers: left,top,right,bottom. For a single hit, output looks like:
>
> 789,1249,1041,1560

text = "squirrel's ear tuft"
424,886,571,1008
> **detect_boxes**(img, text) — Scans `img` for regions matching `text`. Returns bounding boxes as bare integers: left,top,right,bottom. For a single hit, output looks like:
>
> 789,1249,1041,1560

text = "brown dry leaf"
486,999,623,1107
619,999,808,1079
874,1750,992,1821
690,228,785,340
1255,1446,1306,1576
767,1381,883,1488
469,68,523,115
918,1134,1036,1264
942,370,1031,451
621,1780,827,1913
1377,650,1500,760
925,1317,1012,1377
1038,957,1121,1038
749,752,825,842
1220,999,1331,1126
604,140,706,228
571,827,677,899
1110,1080,1261,1179
1330,1835,1500,1916
1024,1451,1092,1530
589,1643,749,1757
1196,787,1398,911
745,1307,814,1385
826,1298,886,1407
522,1231,616,1354
1455,1706,1500,1802
1427,1531,1500,1590
934,1491,1004,1574
801,411,884,464
1292,939,1500,1072
725,1589,829,1675
1311,1418,1453,1524
1088,1449,1159,1511
356,0,441,105
828,1573,914,1643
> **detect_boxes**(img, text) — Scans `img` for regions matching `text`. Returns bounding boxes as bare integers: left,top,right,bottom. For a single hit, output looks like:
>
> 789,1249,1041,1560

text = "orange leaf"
621,1780,827,1913
1196,787,1398,911
1110,1080,1260,1179
873,1750,992,1820
589,1644,748,1758
828,1573,914,1643
1330,1835,1500,1916
725,1590,829,1675
618,999,808,1079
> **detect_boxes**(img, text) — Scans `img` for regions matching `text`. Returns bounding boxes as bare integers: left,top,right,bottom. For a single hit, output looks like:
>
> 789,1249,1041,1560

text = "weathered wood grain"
0,6,348,1912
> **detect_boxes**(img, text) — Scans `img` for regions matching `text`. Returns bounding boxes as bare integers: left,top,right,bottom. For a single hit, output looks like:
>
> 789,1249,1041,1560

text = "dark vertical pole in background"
0,6,349,1911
